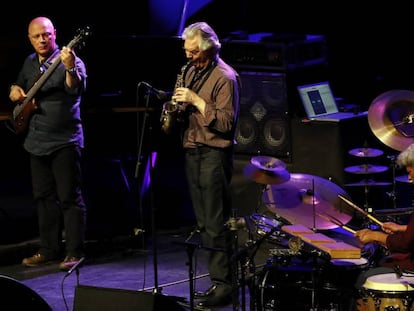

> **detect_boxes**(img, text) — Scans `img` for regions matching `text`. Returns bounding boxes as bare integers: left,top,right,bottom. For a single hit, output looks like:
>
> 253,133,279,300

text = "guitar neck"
23,55,62,105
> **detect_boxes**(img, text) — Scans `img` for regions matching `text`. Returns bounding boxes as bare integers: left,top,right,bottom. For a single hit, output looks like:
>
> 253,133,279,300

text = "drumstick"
316,212,356,234
338,194,383,226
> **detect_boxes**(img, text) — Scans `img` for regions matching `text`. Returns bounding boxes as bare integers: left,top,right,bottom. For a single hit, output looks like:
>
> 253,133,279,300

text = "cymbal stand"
386,155,397,209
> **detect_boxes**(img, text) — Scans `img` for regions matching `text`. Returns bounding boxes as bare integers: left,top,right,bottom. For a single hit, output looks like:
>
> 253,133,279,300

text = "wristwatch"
66,67,77,75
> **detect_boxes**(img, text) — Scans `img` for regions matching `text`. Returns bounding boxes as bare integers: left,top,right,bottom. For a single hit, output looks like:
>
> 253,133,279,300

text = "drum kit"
234,90,414,310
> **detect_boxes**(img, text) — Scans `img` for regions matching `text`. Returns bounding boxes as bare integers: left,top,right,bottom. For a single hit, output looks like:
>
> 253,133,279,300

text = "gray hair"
396,143,414,168
181,22,221,53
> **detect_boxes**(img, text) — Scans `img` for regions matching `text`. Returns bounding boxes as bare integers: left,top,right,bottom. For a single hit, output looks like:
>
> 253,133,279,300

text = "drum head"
363,273,414,292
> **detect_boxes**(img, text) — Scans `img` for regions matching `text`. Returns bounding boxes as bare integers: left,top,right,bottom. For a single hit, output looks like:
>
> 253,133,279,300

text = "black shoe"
194,285,217,298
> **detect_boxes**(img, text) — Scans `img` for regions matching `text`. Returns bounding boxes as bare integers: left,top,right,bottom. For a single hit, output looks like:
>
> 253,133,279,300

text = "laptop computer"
297,81,367,122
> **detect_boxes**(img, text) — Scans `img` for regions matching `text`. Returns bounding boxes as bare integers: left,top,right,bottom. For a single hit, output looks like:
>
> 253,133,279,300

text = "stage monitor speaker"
73,285,185,311
0,275,52,310
235,71,291,160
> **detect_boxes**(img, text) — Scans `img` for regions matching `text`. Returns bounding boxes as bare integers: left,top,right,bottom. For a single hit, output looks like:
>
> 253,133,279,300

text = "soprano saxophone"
160,61,191,134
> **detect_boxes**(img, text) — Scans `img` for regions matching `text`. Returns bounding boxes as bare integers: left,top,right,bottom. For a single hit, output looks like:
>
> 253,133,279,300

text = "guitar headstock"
67,26,91,50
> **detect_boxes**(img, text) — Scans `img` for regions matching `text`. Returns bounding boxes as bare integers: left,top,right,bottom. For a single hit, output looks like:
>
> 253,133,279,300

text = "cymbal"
262,173,354,230
374,207,414,216
250,155,287,171
348,148,384,158
395,174,412,183
243,163,290,185
344,164,388,174
368,90,414,151
345,179,392,187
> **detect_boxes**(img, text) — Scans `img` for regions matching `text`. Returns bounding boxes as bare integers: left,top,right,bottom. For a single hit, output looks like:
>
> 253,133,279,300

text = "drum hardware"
263,173,354,230
367,89,414,152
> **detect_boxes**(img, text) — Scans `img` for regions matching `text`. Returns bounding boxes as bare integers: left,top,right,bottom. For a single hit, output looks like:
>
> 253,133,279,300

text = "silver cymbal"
262,173,354,230
395,175,412,183
344,164,388,174
345,179,392,187
250,155,287,171
348,148,384,158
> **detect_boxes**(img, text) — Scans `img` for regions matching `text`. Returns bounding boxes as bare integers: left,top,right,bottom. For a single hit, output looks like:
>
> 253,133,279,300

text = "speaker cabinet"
235,71,291,160
73,285,185,311
290,115,374,186
0,275,51,310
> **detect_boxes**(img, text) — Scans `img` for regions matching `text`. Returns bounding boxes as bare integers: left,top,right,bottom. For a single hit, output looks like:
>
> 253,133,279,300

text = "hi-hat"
348,148,384,158
243,163,290,185
368,89,414,151
344,164,388,174
262,173,354,230
345,179,392,187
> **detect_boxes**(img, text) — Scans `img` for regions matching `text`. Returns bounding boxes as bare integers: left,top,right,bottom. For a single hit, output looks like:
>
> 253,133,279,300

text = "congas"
359,273,414,311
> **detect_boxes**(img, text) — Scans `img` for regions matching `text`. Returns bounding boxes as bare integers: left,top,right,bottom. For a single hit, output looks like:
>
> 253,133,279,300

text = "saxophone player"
171,22,241,308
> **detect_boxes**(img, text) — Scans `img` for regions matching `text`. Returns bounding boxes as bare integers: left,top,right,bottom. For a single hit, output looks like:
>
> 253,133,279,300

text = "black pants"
30,145,86,259
185,146,233,286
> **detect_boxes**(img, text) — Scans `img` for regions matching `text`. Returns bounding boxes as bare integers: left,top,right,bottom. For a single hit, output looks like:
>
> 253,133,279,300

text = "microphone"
139,81,171,101
65,257,85,277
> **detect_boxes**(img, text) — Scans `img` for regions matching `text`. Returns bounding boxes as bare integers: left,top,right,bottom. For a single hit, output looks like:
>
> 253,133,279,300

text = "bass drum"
256,261,322,311
256,259,361,311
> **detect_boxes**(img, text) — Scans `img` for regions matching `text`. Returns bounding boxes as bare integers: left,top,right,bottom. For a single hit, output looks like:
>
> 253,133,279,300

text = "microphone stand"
134,82,161,293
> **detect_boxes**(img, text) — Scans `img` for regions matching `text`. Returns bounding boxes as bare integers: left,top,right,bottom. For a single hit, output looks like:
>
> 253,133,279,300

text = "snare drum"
359,273,414,311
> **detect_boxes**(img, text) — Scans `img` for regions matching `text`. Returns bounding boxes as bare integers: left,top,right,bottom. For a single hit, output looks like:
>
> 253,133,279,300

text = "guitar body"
12,100,38,136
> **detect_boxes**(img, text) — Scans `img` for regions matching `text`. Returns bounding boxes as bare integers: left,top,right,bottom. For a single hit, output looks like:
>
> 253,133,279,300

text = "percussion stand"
386,155,398,210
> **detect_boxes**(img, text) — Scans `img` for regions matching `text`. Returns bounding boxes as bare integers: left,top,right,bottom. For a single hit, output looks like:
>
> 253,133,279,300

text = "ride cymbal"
348,148,384,158
368,90,414,151
344,164,388,174
243,163,290,185
262,173,354,230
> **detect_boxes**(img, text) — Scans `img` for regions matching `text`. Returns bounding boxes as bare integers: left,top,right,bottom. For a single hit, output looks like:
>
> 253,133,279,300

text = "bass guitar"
12,27,91,136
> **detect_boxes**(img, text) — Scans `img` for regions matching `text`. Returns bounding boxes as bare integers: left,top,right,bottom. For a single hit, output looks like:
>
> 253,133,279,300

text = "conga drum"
358,273,414,311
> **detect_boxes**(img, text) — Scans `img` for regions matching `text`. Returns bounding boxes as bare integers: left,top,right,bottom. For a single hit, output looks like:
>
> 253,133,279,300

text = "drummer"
354,142,414,286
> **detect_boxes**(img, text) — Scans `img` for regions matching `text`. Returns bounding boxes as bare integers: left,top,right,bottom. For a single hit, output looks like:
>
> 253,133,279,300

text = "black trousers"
185,146,233,286
30,145,86,259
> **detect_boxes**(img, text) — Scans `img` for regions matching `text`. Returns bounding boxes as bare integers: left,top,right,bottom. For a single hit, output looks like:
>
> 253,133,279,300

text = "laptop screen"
297,81,338,118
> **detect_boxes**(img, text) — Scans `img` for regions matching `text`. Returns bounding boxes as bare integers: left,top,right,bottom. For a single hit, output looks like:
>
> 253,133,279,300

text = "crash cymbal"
368,90,414,151
348,148,384,158
345,179,392,187
250,155,287,171
243,163,290,185
395,174,412,183
262,173,354,230
344,164,388,174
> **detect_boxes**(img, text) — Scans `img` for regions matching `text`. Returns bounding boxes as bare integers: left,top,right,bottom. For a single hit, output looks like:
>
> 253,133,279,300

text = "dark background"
1,1,413,242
